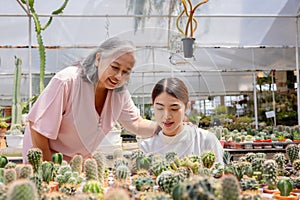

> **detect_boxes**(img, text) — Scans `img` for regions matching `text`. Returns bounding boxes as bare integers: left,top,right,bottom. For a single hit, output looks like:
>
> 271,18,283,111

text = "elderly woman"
23,37,157,162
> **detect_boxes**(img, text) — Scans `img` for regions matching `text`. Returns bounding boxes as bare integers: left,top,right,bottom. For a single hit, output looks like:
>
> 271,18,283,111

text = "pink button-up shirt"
23,66,139,162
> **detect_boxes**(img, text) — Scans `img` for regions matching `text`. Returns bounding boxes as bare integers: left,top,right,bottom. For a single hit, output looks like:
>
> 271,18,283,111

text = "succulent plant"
4,168,16,185
115,165,130,181
41,161,54,183
6,179,38,200
15,164,33,179
92,151,106,182
245,152,256,163
277,176,293,196
27,148,43,174
84,158,98,181
82,180,104,199
151,160,171,177
140,190,172,200
69,154,83,173
172,175,217,200
240,190,263,200
286,144,300,164
201,151,216,169
292,159,300,172
51,153,63,165
104,187,131,200
157,171,184,194
221,174,241,200
263,159,278,190
273,153,286,169
133,176,154,192
240,176,259,191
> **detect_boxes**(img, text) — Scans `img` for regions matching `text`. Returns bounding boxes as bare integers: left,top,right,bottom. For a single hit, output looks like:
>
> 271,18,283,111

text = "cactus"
4,168,16,185
263,159,278,190
151,160,171,177
165,152,178,162
245,152,256,163
9,57,22,129
20,0,69,92
6,179,38,200
286,144,300,164
115,165,130,181
172,175,217,200
157,171,184,194
240,190,263,200
136,155,152,170
51,153,63,165
27,148,43,174
84,158,98,181
273,153,286,169
41,161,54,183
69,154,83,173
133,176,154,192
277,176,293,196
92,151,105,183
221,174,241,200
82,180,104,199
4,162,16,169
201,151,216,169
240,176,259,191
0,156,8,168
15,164,33,179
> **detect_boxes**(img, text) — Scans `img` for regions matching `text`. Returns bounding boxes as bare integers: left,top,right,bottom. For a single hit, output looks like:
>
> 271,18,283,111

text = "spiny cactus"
133,176,154,192
4,168,16,185
92,151,106,183
292,159,300,172
27,148,43,174
41,161,54,183
15,164,33,179
263,159,278,190
240,190,263,200
201,151,216,169
51,153,63,165
69,154,83,173
84,158,98,181
115,165,130,181
221,174,241,200
245,152,256,163
20,0,70,92
151,160,171,177
82,180,104,199
286,144,300,164
136,155,152,171
172,175,217,200
29,174,43,195
157,171,184,194
240,176,259,191
277,176,293,197
4,162,16,169
6,179,38,200
273,153,286,169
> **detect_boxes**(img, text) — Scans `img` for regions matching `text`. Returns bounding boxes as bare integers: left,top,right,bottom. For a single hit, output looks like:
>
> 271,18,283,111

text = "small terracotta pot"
262,185,278,194
273,191,298,200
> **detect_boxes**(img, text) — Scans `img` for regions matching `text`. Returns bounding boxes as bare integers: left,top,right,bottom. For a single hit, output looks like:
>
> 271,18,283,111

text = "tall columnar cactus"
51,153,63,165
221,174,241,200
10,56,22,129
6,179,38,200
29,174,43,195
263,159,278,190
20,0,69,93
69,154,83,173
201,151,216,169
84,158,98,181
92,151,105,183
273,153,286,169
286,144,300,164
27,148,43,174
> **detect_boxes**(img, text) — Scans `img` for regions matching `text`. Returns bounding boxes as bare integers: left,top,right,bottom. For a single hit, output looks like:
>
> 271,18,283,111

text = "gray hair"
80,37,136,85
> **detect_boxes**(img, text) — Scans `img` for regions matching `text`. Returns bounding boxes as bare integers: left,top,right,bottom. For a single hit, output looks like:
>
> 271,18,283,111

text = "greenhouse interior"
1,0,300,199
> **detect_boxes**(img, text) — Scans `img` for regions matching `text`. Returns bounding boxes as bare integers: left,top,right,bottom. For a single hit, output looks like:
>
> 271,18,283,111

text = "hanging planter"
176,0,209,58
181,37,195,58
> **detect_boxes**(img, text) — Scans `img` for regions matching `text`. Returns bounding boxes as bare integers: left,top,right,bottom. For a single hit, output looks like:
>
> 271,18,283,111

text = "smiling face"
154,92,187,136
97,52,135,89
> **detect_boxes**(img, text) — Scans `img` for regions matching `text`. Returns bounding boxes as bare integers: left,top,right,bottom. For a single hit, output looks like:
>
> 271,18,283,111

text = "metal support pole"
296,18,300,125
253,72,258,129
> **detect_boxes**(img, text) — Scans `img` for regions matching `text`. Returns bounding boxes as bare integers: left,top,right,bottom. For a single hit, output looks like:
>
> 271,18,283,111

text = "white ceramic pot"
6,135,24,149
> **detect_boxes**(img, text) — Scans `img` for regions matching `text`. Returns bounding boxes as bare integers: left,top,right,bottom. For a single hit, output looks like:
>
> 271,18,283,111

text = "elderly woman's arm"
120,116,158,138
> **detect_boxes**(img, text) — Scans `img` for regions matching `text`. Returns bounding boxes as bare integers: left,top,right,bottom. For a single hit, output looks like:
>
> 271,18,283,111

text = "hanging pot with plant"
176,0,209,58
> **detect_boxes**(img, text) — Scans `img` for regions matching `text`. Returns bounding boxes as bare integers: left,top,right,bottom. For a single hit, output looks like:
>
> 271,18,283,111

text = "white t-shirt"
139,125,224,165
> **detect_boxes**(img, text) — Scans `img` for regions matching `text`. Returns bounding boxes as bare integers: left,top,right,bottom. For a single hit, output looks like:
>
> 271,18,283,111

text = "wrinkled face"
97,52,135,89
154,92,186,136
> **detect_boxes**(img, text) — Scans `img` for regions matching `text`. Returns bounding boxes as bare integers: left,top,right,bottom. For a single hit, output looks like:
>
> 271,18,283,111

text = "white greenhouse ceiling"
0,0,300,104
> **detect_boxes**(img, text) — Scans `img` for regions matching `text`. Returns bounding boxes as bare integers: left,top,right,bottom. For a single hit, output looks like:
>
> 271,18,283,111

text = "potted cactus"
273,177,298,200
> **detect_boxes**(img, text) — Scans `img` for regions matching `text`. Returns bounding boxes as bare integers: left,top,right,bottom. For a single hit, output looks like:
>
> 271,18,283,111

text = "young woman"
139,78,224,164
23,37,157,162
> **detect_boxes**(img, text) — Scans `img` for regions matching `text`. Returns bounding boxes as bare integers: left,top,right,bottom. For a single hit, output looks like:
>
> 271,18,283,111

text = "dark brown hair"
152,78,189,106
